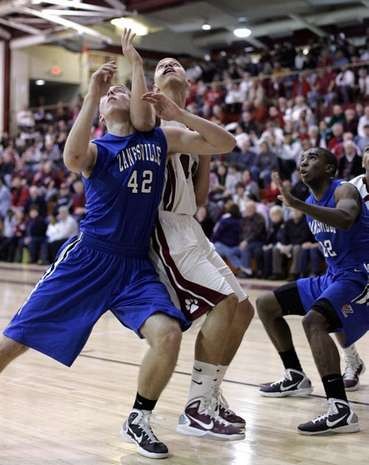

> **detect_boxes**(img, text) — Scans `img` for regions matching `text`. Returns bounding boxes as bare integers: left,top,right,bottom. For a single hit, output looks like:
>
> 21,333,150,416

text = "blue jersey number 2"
319,240,337,258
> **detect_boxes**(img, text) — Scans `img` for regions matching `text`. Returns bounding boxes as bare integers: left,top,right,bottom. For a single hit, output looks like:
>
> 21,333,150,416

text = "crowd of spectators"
0,99,90,264
190,34,369,279
1,33,369,278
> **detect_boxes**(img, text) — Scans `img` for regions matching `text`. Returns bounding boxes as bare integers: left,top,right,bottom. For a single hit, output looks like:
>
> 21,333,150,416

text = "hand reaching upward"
121,28,143,66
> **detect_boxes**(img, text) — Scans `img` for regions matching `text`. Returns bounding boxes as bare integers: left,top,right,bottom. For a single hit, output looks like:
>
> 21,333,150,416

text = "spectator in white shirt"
16,105,35,130
46,206,79,262
0,177,11,219
291,96,313,123
358,105,369,138
358,68,369,97
356,124,369,153
225,165,241,194
335,67,355,103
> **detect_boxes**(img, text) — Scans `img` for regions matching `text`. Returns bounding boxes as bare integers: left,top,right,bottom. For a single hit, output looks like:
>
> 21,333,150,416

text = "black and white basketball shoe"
259,368,313,397
121,409,169,459
297,398,360,435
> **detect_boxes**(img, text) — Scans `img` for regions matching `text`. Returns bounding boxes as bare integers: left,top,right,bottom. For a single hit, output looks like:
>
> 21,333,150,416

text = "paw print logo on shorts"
185,298,199,314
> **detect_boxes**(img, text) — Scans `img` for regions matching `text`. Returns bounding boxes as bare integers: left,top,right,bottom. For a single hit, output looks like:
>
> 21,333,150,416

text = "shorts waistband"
80,232,149,257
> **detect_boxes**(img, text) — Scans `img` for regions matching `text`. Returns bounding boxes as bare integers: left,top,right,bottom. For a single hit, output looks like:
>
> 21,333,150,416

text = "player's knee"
256,293,280,322
238,298,255,322
302,310,329,335
154,320,182,353
214,293,238,325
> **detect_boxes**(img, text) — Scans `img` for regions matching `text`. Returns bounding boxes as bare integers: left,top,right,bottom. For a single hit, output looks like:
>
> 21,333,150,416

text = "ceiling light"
202,22,211,31
303,47,310,55
35,79,45,86
233,27,252,38
111,17,148,36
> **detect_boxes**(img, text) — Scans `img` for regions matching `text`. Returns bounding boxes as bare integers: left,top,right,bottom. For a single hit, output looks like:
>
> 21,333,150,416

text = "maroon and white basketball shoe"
176,398,245,441
213,389,246,428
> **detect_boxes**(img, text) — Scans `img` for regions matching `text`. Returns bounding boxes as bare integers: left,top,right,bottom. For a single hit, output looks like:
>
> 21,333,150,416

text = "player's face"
299,149,328,184
154,58,187,90
99,85,130,117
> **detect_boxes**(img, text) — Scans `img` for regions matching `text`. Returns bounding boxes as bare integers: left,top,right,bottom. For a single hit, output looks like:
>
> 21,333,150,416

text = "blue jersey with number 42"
80,128,167,250
305,178,369,271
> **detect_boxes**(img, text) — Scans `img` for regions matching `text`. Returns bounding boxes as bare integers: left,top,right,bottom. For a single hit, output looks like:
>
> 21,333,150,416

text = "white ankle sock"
187,360,219,403
214,364,228,392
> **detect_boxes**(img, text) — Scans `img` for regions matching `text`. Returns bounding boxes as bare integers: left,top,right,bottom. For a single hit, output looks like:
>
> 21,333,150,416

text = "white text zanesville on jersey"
117,143,162,172
309,219,336,234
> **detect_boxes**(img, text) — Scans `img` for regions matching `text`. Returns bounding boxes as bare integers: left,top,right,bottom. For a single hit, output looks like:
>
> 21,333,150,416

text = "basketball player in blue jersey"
0,31,236,459
256,147,369,435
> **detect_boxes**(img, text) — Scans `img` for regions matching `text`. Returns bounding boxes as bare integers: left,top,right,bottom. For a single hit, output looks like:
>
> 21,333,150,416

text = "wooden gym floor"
0,262,368,465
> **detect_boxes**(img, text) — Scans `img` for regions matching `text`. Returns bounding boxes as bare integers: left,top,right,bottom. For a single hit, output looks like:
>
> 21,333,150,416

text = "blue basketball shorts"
4,233,190,366
297,266,369,347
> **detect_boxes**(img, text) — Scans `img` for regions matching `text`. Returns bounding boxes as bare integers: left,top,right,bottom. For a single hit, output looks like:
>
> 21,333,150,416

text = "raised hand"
272,172,298,208
88,61,117,99
121,28,142,66
142,92,183,121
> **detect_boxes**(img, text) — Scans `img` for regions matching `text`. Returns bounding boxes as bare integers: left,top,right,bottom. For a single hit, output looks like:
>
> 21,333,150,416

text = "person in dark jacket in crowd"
257,140,278,187
212,201,242,269
24,185,47,218
338,140,364,180
24,206,47,264
262,205,284,278
238,200,267,277
272,208,318,280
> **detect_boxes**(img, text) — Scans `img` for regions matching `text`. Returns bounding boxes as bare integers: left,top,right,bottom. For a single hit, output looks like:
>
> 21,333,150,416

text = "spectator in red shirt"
71,180,85,218
292,73,311,98
328,123,344,152
11,176,29,208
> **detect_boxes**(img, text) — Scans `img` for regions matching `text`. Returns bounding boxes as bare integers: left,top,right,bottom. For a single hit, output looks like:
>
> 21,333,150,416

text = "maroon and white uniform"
150,121,247,320
350,175,369,207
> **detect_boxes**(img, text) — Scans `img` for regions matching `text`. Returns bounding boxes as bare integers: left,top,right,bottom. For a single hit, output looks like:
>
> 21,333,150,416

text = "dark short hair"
225,201,241,218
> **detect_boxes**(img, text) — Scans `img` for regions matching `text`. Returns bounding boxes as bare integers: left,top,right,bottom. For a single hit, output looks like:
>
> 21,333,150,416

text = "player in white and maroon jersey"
350,148,369,207
149,57,255,440
339,147,369,391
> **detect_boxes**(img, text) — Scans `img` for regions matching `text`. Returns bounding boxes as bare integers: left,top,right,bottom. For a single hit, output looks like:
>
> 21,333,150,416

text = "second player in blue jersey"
256,147,369,437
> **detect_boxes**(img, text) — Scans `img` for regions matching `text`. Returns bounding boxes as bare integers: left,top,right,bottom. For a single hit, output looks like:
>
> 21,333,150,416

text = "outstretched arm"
273,173,361,230
142,92,236,155
63,61,116,175
121,28,155,132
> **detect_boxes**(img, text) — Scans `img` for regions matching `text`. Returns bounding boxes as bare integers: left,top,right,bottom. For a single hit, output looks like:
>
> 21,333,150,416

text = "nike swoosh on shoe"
326,414,349,428
187,415,214,430
280,381,300,391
